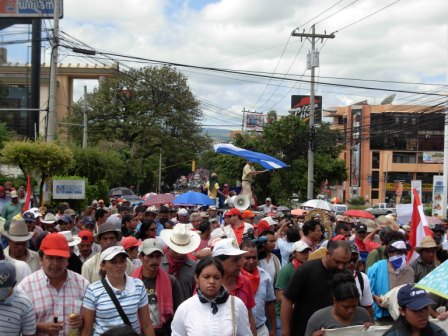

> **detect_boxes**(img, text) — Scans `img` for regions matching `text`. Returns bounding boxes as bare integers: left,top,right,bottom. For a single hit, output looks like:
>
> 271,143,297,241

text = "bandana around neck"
197,286,229,314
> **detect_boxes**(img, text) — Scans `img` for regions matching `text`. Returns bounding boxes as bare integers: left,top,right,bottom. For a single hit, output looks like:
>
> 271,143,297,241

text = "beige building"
328,102,445,205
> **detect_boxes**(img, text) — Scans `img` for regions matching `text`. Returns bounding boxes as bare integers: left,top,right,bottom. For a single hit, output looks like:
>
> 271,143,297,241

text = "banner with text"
53,179,85,199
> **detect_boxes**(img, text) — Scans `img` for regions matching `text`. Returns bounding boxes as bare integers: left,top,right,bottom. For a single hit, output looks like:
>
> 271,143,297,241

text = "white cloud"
3,0,446,128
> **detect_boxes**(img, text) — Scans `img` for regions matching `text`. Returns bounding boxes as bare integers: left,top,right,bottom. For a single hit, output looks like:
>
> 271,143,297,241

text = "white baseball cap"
290,240,311,253
212,238,248,257
261,216,278,226
99,246,128,263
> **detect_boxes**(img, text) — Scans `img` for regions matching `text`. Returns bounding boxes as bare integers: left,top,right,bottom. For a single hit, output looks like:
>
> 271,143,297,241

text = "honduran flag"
407,188,433,263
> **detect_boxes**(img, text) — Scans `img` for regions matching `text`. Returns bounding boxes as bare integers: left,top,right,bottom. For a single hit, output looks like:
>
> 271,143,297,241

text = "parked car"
366,203,396,216
331,204,348,216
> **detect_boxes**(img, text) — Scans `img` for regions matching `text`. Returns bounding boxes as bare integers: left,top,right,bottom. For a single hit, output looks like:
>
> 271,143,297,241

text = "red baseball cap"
121,236,142,250
40,233,70,258
77,230,94,244
227,208,241,217
254,219,270,236
241,210,255,219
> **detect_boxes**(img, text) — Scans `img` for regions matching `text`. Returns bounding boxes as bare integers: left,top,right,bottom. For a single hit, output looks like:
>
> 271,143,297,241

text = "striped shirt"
0,289,36,335
83,275,148,336
17,269,89,336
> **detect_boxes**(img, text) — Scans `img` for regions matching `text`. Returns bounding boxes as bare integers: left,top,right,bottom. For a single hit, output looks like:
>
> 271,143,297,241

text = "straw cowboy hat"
2,217,33,242
160,224,201,255
415,236,442,253
376,215,400,231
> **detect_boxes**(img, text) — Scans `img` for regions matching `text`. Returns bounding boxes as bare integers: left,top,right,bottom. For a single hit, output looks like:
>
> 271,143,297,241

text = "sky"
1,0,447,130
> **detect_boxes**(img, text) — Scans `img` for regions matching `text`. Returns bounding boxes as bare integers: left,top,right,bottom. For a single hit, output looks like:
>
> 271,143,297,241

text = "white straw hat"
160,224,200,254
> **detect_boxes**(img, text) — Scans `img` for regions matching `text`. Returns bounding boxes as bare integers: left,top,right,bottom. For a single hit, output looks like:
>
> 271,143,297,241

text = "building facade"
329,102,445,205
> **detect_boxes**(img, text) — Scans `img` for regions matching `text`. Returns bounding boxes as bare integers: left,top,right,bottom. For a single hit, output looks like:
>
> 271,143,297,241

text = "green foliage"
349,196,366,206
1,140,73,204
0,123,15,149
69,146,126,184
67,66,210,191
200,115,347,202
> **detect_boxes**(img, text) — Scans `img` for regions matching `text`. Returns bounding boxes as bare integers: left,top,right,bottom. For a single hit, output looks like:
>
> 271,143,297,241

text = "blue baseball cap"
397,284,435,310
22,211,36,222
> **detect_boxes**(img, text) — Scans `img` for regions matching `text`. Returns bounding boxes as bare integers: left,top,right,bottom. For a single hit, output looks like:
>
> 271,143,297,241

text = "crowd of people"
0,181,447,335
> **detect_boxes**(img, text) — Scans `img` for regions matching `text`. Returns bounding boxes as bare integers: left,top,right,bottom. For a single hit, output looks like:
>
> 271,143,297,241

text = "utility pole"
242,108,246,132
158,147,162,193
47,0,60,142
83,86,88,148
291,25,335,200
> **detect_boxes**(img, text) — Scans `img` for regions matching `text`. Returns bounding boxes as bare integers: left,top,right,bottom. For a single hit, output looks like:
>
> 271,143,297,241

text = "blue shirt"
83,275,148,336
253,267,276,328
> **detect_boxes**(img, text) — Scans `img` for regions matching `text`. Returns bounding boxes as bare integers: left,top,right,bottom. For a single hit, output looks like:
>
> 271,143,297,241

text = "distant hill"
202,127,232,142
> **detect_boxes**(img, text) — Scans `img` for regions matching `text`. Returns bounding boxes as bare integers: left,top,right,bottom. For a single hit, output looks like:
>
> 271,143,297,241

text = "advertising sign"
0,0,62,18
423,152,443,163
432,175,444,217
290,95,322,123
53,179,85,199
245,113,264,131
411,180,422,205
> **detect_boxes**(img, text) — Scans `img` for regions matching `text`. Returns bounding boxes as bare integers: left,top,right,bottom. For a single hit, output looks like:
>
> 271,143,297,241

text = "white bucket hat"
160,224,200,254
40,213,57,225
58,231,82,247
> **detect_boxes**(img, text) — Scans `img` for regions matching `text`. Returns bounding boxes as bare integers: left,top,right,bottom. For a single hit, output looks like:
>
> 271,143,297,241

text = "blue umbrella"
173,191,215,206
213,143,288,170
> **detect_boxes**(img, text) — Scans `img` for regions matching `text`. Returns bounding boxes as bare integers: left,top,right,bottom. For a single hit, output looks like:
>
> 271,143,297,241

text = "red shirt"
232,224,245,245
229,274,256,310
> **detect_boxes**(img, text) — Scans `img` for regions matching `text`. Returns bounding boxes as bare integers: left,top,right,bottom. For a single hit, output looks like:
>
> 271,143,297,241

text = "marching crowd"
0,184,447,336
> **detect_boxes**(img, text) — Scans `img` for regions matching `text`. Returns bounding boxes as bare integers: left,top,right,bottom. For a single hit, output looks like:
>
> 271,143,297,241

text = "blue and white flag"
213,143,288,171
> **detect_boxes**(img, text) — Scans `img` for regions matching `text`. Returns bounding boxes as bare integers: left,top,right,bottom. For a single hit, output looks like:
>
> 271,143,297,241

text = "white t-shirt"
355,271,374,307
171,295,251,336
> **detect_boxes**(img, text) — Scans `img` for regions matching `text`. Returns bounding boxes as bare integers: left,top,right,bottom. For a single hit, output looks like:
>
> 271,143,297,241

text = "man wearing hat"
56,215,78,237
160,225,199,303
367,239,415,322
3,217,41,272
241,209,256,226
40,213,59,233
204,172,225,207
23,210,45,251
176,208,190,224
410,236,442,282
17,233,89,335
75,229,96,263
208,205,218,223
1,190,22,231
81,221,134,283
0,260,36,335
258,197,276,215
223,208,254,245
132,239,181,335
431,224,446,246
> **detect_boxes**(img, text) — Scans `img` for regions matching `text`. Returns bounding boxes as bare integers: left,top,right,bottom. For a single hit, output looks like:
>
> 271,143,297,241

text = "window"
393,152,416,163
371,190,379,200
372,171,379,189
372,152,380,169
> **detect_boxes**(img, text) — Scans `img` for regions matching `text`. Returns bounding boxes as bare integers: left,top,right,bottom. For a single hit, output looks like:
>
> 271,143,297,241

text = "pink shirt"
17,269,89,336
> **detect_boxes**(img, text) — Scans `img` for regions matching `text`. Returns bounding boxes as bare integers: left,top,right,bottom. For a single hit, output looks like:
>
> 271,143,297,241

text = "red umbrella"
142,193,175,206
343,209,375,219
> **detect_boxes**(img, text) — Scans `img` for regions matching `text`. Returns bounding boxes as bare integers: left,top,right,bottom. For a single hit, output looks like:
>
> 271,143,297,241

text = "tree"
1,140,73,205
202,115,347,203
67,66,210,191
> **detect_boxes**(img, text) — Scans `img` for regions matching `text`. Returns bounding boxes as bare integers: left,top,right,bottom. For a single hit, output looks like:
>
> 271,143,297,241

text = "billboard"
432,175,444,217
423,152,443,164
245,113,264,131
290,95,322,123
53,179,85,199
0,0,63,18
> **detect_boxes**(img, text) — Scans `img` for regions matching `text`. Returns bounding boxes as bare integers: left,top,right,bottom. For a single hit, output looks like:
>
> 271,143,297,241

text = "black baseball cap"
355,223,367,233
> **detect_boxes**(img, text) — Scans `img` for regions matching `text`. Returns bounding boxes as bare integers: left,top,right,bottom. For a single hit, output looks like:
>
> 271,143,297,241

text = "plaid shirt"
17,269,89,336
